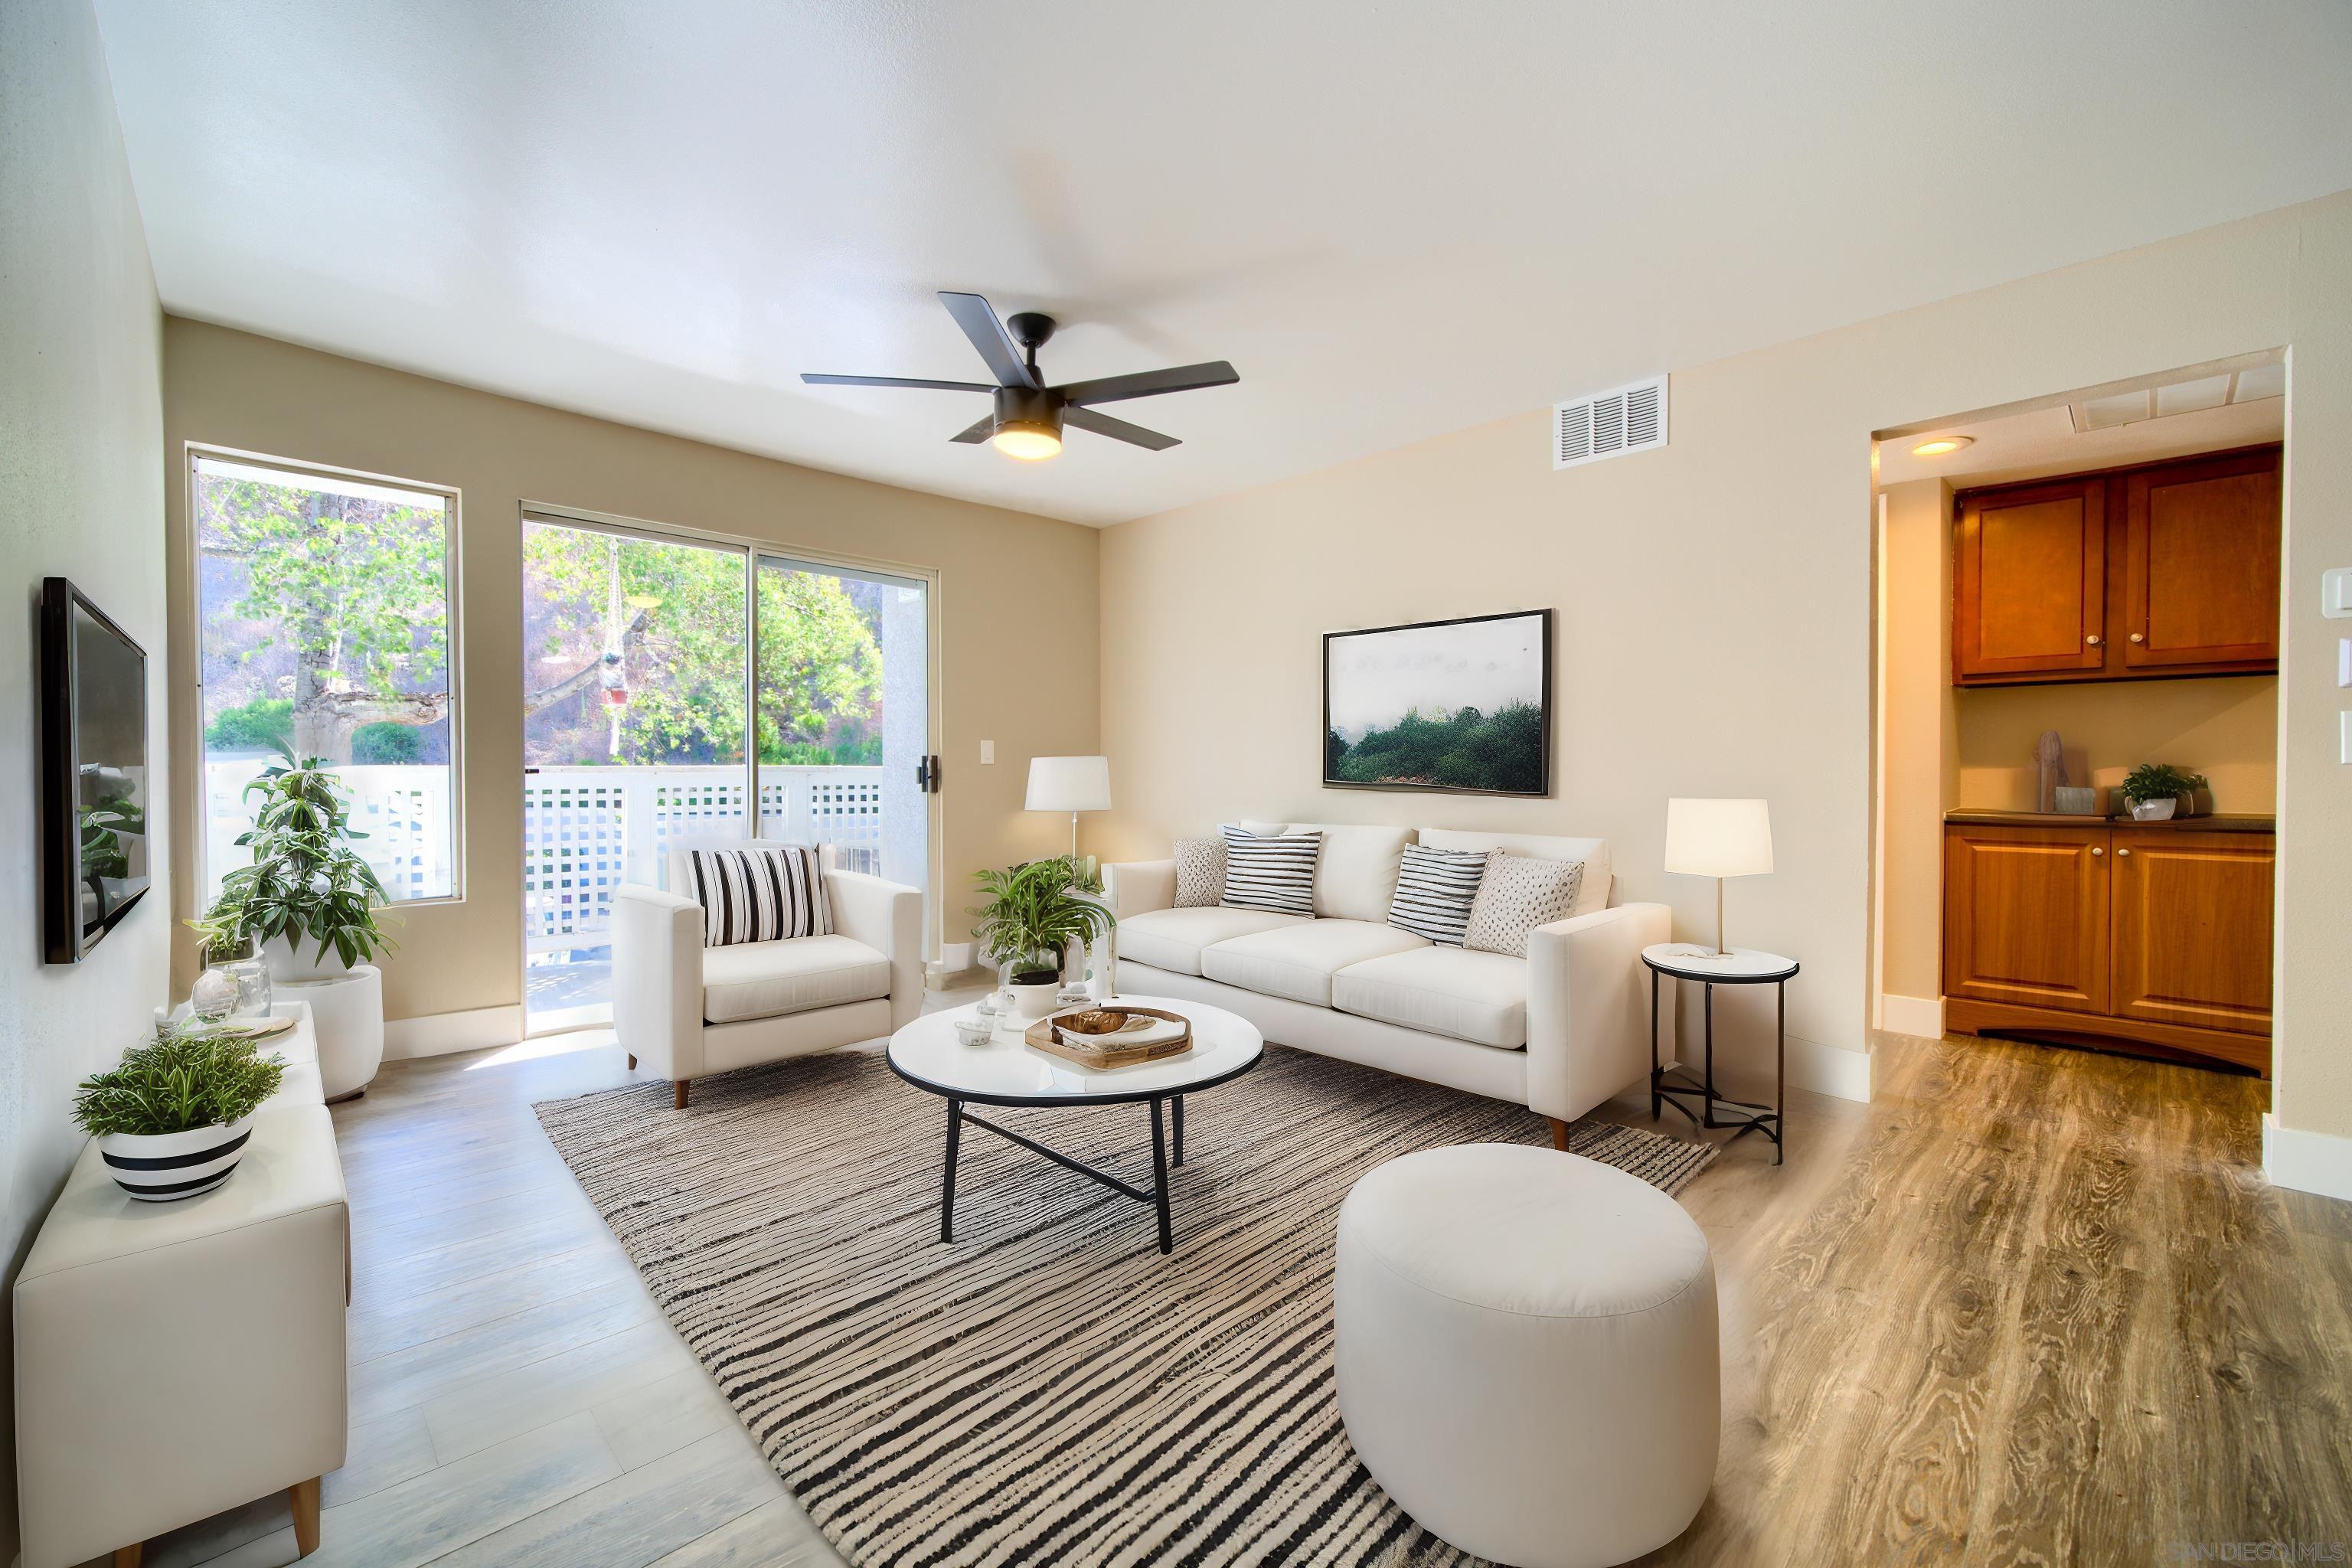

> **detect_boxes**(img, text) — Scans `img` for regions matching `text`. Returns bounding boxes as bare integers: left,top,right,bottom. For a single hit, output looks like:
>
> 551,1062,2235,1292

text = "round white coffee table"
887,994,1263,1254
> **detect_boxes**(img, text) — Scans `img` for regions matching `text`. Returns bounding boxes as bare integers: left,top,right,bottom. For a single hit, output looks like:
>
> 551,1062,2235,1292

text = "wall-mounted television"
41,577,151,962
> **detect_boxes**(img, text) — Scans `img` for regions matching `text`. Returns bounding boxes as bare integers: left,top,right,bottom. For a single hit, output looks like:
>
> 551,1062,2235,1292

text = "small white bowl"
952,1017,994,1047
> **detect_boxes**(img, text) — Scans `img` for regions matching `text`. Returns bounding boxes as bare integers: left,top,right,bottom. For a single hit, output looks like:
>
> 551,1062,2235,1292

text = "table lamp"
1027,756,1111,858
1663,797,1772,959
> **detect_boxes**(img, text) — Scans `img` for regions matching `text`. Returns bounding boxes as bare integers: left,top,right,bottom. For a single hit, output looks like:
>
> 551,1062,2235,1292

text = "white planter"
99,1116,254,1202
277,963,384,1101
1010,980,1062,1020
2128,797,2177,822
264,933,361,982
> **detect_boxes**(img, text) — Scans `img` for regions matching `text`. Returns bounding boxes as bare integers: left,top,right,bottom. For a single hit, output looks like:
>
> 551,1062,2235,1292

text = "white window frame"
185,443,467,907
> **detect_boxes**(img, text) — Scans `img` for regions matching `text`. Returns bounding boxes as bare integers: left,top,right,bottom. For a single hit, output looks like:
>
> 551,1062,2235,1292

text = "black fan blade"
1064,405,1180,451
949,414,996,444
802,374,995,393
938,292,1038,389
1054,361,1238,407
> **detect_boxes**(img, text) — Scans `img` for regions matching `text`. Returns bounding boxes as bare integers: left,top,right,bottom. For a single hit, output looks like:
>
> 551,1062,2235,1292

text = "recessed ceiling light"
1910,436,1975,457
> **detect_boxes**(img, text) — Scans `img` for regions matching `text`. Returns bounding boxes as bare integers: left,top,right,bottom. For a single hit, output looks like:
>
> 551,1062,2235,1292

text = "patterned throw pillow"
686,845,830,947
1219,826,1321,917
1462,851,1585,958
1386,843,1489,945
1173,837,1225,908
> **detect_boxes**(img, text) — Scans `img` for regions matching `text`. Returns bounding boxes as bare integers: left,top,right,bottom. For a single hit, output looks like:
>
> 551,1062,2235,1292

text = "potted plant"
221,743,397,981
968,855,1116,1020
73,1023,288,1201
2119,763,2207,822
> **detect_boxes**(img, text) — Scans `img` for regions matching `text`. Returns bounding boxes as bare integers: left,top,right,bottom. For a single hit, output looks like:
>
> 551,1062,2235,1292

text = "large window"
193,452,460,903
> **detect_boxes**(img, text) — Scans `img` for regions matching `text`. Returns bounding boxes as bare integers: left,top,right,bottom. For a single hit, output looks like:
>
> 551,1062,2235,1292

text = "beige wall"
1100,190,2352,1141
164,322,1100,1024
1955,677,2276,813
0,0,169,1555
1877,479,1957,1004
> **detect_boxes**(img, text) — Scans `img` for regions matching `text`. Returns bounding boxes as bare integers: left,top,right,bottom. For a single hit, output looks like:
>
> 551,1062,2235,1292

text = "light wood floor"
133,1012,2350,1568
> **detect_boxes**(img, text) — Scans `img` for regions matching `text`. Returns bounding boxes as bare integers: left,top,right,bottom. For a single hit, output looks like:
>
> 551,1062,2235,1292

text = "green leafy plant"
71,1024,287,1137
185,903,256,966
967,856,1115,984
351,721,423,764
79,793,142,880
2119,763,2208,806
218,742,397,968
204,696,294,751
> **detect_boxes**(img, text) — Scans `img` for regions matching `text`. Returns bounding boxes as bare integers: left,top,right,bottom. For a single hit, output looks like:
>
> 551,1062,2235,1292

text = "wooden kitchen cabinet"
1952,478,2106,683
1942,814,2273,1076
1942,822,2110,1014
2122,449,2282,671
1952,445,2279,688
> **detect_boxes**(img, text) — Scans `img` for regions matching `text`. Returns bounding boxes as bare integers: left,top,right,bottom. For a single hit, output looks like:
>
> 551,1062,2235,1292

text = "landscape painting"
1323,609,1552,796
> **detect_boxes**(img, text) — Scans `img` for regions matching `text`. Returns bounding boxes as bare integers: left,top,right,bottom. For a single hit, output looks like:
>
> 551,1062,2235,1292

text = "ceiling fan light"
992,421,1062,460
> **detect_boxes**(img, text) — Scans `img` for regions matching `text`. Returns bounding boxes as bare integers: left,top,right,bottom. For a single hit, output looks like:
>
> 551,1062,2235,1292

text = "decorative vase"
212,953,273,1019
188,966,242,1022
99,1116,254,1202
264,933,358,983
2128,796,2177,822
1010,978,1063,1020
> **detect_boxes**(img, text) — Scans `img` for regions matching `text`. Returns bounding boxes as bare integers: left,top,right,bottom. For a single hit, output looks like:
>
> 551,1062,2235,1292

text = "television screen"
42,577,150,962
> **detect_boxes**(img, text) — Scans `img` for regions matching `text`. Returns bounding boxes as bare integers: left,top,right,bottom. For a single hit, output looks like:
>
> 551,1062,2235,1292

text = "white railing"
205,760,890,959
521,765,885,955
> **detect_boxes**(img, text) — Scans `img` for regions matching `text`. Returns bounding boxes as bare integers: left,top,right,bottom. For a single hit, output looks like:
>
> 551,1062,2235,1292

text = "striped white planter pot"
98,1116,255,1202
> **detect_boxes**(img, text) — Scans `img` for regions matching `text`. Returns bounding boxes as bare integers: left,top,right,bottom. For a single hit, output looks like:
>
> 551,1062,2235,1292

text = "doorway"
520,516,934,1034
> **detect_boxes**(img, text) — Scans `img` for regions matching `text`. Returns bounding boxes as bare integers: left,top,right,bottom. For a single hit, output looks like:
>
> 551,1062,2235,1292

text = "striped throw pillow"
1220,826,1321,916
686,845,830,947
1386,843,1489,945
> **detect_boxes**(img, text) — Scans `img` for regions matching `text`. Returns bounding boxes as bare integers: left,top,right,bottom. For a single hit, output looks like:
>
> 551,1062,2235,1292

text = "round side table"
1640,944,1798,1165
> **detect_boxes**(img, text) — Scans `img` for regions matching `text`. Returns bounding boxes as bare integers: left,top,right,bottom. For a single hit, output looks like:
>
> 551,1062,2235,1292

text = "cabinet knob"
2128,632,2145,643
2086,634,2104,646
2117,847,2132,857
2090,846,2105,857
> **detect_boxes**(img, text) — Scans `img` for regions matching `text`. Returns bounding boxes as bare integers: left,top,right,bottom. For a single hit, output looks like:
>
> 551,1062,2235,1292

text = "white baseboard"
939,941,975,973
384,1004,524,1061
1787,1034,1873,1102
2265,1114,2352,1203
1878,993,1944,1040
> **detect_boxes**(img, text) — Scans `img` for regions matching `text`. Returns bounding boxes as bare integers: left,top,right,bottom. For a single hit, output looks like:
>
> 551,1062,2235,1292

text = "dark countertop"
1944,808,2275,833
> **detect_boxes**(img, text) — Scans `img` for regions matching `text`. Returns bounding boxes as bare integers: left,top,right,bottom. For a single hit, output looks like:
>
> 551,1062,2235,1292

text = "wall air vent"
1554,374,1668,470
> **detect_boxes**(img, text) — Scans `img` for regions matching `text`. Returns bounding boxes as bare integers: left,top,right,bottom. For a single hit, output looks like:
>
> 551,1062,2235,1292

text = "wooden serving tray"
1024,1005,1194,1070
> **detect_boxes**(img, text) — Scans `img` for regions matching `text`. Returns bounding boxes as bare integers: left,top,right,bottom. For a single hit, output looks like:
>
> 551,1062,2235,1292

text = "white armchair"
613,838,921,1107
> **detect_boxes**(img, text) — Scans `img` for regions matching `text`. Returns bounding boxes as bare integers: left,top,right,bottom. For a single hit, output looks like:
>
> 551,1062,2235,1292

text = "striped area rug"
534,1044,1713,1566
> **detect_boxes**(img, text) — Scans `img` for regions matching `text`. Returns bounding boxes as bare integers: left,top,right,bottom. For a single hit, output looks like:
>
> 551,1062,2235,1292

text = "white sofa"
614,838,923,1107
1106,823,1671,1138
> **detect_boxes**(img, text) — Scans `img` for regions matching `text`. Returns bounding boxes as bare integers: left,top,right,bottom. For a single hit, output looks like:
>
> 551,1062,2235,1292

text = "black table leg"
1702,983,1718,1129
1775,980,1787,1167
939,1097,962,1243
1173,1095,1186,1168
1648,965,1661,1119
1148,1097,1174,1255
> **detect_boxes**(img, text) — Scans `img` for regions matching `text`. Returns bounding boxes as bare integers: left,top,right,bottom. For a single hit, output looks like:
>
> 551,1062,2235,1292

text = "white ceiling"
1877,384,2285,488
91,1,2352,527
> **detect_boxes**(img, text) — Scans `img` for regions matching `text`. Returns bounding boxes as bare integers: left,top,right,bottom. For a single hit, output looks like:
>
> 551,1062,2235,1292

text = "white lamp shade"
1664,798,1772,878
1026,755,1112,814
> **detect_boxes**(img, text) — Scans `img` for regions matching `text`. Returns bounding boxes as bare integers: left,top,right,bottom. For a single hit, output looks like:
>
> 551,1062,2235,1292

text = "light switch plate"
980,740,995,764
2341,638,2352,688
2325,567,2352,619
2343,711,2352,766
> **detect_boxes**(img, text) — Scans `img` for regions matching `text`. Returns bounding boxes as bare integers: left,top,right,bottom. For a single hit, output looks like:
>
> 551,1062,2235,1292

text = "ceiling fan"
802,291,1239,460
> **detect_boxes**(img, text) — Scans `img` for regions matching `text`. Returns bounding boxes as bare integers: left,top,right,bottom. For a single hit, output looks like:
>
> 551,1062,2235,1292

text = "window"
193,452,460,903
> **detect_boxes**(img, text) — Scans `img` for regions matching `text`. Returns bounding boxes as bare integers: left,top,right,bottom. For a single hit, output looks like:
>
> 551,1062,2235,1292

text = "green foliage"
206,697,293,750
218,743,397,968
1329,701,1545,794
351,722,423,764
198,472,448,757
184,905,254,966
2119,763,2208,805
72,1023,288,1137
966,856,1115,979
521,531,887,765
80,793,141,880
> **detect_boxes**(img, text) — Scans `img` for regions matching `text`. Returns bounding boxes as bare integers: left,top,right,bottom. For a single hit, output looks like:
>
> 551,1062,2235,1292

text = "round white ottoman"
1335,1144,1719,1568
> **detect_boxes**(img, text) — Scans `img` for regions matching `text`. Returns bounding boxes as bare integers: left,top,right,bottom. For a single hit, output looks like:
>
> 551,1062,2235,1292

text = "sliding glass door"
520,518,933,1032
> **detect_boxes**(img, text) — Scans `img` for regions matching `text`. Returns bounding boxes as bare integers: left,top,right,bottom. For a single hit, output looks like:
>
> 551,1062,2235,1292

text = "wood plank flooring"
130,1012,2350,1567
